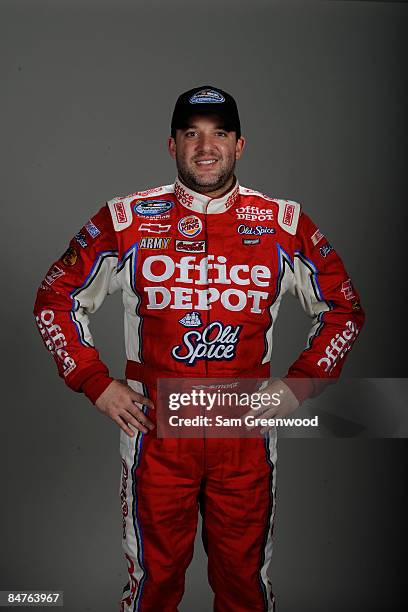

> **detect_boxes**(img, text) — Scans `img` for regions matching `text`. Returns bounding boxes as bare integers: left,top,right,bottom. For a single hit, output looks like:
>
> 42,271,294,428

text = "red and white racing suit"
34,177,364,611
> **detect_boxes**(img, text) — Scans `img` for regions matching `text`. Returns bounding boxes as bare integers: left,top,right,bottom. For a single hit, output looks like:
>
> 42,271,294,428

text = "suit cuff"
81,373,114,404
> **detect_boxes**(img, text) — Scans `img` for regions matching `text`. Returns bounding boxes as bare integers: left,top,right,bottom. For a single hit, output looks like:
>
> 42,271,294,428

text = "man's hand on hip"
245,379,299,433
95,380,155,437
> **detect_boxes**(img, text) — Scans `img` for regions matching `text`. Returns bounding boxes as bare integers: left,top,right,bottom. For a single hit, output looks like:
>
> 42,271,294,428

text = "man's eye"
216,132,228,137
185,131,197,137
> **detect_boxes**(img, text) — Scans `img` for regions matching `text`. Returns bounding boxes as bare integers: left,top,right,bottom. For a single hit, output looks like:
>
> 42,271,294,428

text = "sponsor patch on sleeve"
45,265,65,285
61,246,78,267
319,243,333,258
74,231,88,248
311,228,324,246
341,279,356,301
85,220,101,239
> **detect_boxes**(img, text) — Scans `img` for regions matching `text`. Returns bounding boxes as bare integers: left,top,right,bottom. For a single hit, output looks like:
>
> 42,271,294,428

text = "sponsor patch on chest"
139,237,171,249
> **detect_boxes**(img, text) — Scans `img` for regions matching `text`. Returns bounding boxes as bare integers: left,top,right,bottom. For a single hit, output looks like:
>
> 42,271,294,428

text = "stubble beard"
177,154,236,194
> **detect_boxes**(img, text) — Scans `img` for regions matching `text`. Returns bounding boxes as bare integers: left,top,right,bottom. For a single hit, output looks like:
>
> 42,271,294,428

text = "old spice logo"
175,239,206,253
341,279,356,301
282,203,295,226
317,320,360,373
114,201,127,224
174,182,194,207
138,223,171,233
172,321,242,366
237,224,275,236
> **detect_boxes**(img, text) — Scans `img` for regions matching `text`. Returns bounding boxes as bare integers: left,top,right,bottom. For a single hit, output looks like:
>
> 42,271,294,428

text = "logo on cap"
189,89,225,104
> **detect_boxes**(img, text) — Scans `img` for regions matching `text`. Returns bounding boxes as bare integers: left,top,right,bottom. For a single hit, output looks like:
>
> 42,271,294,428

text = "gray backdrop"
1,0,407,610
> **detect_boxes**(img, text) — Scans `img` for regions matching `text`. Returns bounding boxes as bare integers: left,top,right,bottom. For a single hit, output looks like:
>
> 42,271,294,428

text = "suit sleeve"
285,211,365,402
33,204,119,404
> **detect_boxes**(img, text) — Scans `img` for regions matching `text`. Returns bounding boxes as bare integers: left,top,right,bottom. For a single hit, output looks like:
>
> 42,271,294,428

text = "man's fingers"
129,390,155,410
245,407,278,430
115,415,148,437
94,379,156,435
128,406,155,430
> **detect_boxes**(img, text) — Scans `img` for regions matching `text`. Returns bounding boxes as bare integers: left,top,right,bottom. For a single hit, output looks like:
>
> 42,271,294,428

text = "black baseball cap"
171,85,241,138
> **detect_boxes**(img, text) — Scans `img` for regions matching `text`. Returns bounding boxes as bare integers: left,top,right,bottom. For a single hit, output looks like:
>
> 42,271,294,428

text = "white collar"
173,176,240,215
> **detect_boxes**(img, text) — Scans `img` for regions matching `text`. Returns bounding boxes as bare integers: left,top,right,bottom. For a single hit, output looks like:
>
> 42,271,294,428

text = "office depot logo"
317,320,360,373
36,310,76,377
142,254,271,314
235,206,274,221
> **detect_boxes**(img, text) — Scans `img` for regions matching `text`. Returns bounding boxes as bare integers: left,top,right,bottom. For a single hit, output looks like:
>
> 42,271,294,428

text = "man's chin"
178,166,234,194
189,174,225,192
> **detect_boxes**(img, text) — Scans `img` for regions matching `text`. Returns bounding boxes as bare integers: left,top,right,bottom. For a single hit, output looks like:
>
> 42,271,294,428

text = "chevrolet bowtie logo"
138,223,171,233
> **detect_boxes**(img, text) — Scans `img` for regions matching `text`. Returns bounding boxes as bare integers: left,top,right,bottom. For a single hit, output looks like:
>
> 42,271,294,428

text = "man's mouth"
195,159,217,166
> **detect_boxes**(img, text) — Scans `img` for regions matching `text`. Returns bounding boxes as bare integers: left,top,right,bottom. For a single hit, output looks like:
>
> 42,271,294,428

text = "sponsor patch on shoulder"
133,199,173,217
282,203,295,226
139,237,171,249
85,220,100,239
114,201,128,224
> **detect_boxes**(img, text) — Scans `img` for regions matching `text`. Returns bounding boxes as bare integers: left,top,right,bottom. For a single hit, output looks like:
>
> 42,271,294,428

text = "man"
34,85,364,611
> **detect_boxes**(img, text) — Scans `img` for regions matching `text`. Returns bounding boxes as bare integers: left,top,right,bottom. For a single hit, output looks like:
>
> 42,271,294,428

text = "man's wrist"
282,376,315,404
81,374,114,404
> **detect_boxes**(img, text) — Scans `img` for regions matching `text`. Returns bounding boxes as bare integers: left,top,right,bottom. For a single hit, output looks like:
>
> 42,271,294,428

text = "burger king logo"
177,215,203,238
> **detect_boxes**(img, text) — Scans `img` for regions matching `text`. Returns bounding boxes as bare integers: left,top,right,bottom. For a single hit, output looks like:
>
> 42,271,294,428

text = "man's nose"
196,133,214,150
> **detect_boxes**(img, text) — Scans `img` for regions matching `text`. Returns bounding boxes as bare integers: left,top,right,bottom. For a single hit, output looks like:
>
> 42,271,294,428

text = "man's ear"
235,136,246,160
168,136,176,159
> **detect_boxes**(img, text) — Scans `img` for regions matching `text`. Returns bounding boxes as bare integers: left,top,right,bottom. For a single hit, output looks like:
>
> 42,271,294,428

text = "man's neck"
178,175,236,199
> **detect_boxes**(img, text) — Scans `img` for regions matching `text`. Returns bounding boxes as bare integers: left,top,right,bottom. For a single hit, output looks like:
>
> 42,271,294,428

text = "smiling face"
168,114,245,197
